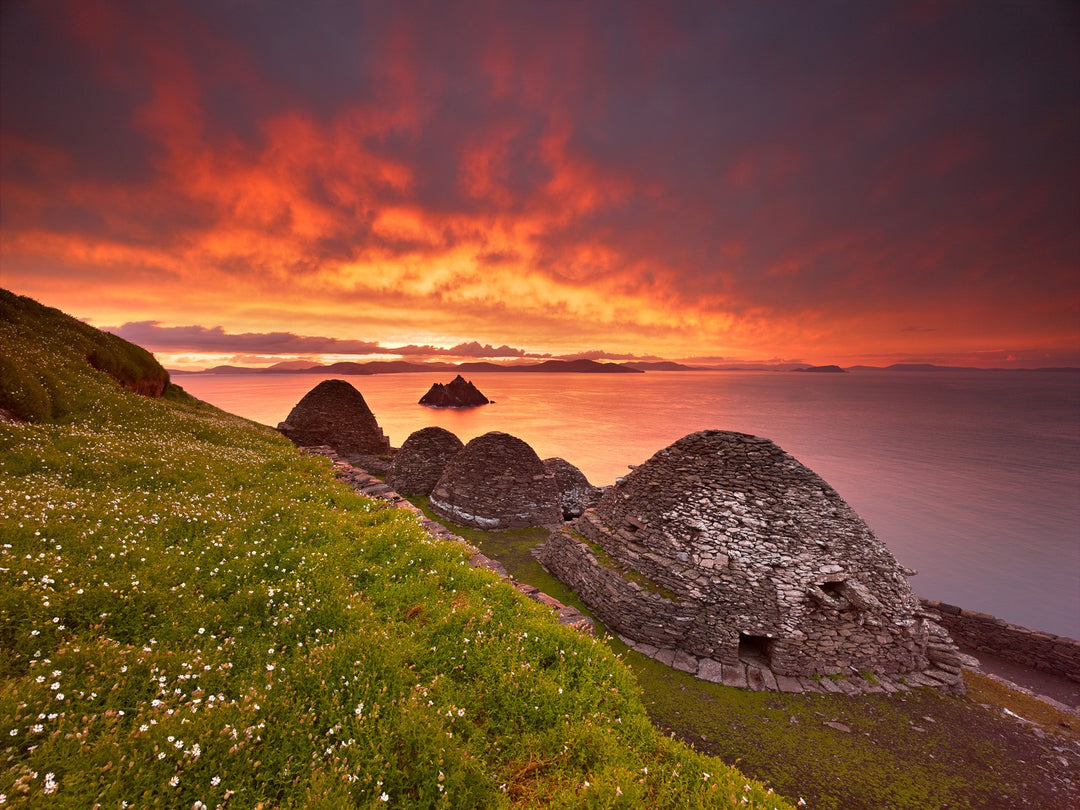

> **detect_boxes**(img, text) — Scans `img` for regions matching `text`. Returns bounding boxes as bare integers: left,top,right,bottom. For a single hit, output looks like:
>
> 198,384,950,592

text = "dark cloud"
108,321,537,359
3,0,1078,364
110,321,382,354
445,341,526,358
555,350,665,362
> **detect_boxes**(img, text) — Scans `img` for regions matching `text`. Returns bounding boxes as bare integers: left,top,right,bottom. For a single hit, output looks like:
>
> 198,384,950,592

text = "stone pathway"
303,446,594,634
614,634,966,695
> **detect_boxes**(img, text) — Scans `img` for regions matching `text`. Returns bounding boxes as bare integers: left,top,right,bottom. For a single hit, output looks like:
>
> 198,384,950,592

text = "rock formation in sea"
277,379,390,457
538,429,964,690
419,375,490,408
387,426,465,496
430,431,562,529
542,457,602,520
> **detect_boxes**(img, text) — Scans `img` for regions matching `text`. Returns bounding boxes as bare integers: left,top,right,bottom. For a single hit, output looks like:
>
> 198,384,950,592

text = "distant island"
169,359,1080,376
172,358,644,375
419,375,490,408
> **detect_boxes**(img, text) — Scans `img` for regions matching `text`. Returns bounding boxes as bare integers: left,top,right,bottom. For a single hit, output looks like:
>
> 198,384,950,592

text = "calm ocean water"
177,369,1080,638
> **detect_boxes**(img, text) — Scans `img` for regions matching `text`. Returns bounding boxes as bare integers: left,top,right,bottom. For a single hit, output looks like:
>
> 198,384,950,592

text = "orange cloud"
2,1,1078,368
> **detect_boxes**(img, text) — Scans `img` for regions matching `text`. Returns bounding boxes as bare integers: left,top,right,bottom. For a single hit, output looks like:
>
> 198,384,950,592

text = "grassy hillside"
0,292,790,807
404,497,1080,808
0,290,170,423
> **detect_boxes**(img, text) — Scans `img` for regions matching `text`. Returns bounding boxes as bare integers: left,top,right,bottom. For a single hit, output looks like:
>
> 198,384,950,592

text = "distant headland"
169,359,1079,376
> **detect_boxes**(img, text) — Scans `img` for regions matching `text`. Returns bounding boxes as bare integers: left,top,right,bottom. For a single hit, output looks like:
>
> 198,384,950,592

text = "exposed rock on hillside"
539,429,964,691
387,426,465,496
0,289,170,422
419,375,489,408
543,457,601,519
430,431,561,529
277,379,390,457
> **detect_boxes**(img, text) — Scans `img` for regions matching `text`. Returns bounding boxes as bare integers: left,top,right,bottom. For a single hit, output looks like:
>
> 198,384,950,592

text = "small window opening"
738,633,774,666
820,580,845,597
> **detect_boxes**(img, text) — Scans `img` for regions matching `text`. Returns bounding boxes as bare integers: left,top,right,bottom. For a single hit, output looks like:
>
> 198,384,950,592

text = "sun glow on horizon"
2,2,1077,370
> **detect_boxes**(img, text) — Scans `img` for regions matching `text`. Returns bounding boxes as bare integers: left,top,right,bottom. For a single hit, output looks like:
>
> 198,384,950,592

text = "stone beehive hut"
542,457,601,520
387,426,465,496
539,430,963,689
430,431,562,529
277,379,390,457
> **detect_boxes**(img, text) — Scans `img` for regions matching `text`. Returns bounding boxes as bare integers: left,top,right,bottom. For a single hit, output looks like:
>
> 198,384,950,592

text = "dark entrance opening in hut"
738,633,774,667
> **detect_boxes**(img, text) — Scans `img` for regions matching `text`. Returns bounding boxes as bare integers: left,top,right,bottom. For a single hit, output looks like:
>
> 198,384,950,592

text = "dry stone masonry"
543,457,603,519
388,426,465,496
923,598,1080,683
300,445,593,633
538,430,965,693
277,379,390,457
430,431,562,529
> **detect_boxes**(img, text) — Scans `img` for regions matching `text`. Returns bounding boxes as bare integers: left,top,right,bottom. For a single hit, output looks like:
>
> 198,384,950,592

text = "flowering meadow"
0,293,791,807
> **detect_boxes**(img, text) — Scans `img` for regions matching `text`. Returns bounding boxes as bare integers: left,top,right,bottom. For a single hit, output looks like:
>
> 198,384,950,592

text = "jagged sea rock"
542,457,601,519
277,379,390,457
538,429,963,689
419,375,489,408
430,431,561,529
387,426,465,496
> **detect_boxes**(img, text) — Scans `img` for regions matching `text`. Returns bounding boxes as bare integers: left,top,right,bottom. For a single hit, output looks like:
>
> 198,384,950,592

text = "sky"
2,0,1078,370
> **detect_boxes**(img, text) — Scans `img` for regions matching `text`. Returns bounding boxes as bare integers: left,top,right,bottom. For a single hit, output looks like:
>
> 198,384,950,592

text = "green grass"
0,290,169,422
423,495,1080,809
0,292,790,807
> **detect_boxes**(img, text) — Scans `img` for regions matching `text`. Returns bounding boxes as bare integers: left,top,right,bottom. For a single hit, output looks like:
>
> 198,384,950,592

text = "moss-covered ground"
418,504,1080,809
0,290,791,807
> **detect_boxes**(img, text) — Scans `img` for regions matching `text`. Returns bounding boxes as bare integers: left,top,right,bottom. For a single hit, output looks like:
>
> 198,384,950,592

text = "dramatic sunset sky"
2,1,1078,369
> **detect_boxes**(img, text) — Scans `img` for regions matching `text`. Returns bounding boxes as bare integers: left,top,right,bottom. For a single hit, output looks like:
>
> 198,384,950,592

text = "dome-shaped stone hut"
538,430,963,690
542,457,601,520
430,431,561,529
277,379,390,457
387,426,465,496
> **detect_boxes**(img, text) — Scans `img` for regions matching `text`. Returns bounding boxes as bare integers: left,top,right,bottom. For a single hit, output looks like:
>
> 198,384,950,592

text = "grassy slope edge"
0,292,790,807
403,463,1080,807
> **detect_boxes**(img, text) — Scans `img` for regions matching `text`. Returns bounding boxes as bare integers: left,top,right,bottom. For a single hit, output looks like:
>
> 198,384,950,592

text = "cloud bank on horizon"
2,0,1078,368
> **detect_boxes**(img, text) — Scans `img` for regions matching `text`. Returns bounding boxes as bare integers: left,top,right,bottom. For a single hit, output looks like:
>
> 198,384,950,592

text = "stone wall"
277,379,390,457
430,431,562,529
300,445,593,634
388,426,464,496
538,430,965,691
542,457,601,519
922,599,1080,682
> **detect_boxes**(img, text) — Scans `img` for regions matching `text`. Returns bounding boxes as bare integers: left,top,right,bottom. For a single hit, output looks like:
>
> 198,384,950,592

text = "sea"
176,369,1080,639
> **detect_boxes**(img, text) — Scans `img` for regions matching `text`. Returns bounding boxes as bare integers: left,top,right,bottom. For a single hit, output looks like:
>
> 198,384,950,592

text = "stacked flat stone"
543,457,601,519
430,431,561,529
388,426,465,496
538,429,964,691
277,379,390,457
